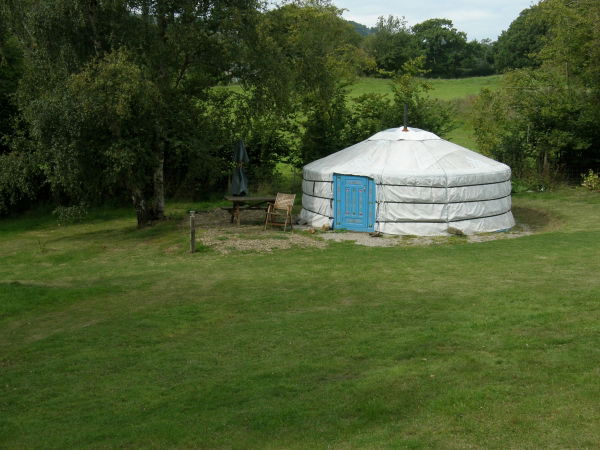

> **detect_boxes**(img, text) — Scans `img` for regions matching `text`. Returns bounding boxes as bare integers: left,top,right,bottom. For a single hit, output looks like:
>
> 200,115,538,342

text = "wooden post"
189,211,196,253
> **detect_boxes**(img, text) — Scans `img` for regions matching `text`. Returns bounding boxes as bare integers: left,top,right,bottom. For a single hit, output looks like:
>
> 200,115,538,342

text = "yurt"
299,126,515,236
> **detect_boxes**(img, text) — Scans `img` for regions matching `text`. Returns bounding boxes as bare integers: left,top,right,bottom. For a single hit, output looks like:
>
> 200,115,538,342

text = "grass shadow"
43,217,181,249
512,206,557,231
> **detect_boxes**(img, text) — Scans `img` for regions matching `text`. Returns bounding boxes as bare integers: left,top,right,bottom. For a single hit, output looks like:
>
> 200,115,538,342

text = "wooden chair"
264,193,296,231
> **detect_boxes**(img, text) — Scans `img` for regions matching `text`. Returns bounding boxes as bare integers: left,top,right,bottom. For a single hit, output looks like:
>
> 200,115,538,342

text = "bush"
581,170,600,191
511,178,531,193
52,203,88,226
472,69,593,181
0,147,43,216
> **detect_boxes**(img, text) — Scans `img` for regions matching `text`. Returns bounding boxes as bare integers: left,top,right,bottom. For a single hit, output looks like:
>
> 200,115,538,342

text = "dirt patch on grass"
512,206,560,231
190,208,326,254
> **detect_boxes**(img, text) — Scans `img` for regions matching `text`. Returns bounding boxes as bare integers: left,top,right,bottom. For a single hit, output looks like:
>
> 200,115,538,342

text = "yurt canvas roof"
303,127,511,187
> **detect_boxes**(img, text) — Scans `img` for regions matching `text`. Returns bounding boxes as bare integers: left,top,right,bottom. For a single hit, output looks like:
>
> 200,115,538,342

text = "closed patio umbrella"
232,139,249,196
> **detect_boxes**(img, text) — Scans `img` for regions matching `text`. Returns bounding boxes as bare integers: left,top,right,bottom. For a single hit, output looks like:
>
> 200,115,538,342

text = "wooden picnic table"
223,196,276,226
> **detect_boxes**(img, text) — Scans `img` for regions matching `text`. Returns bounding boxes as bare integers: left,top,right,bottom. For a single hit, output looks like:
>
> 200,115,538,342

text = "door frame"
333,173,376,232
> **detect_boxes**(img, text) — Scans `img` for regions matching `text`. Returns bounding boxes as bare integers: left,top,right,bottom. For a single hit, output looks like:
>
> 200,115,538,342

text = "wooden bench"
223,196,276,226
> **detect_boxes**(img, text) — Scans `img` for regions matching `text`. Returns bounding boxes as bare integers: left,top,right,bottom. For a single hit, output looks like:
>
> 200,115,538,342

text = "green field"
445,115,479,150
349,75,501,101
224,74,501,101
1,188,600,448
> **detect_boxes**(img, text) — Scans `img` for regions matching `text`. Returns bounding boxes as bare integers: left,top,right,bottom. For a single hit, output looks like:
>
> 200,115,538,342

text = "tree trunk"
88,0,102,58
152,151,165,221
132,188,148,228
132,148,165,228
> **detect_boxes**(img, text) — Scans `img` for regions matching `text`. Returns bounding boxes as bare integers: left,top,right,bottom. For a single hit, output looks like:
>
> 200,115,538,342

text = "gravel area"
320,232,429,246
189,208,535,253
296,224,533,247
306,224,534,247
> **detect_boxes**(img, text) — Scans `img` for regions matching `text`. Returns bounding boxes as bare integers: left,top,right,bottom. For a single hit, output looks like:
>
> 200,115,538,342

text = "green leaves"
3,0,263,222
473,0,600,183
362,15,419,75
494,3,548,72
391,57,455,137
411,18,468,78
245,2,371,166
255,2,367,107
581,170,600,191
362,15,493,79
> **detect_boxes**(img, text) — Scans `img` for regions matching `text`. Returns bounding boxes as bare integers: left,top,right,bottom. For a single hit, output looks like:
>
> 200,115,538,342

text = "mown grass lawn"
1,188,599,448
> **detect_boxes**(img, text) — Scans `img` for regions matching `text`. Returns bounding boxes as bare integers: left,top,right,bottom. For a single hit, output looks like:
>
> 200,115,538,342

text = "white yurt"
299,126,515,236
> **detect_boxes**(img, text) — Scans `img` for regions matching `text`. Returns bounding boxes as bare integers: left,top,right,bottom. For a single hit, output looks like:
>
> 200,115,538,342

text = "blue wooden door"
333,174,375,232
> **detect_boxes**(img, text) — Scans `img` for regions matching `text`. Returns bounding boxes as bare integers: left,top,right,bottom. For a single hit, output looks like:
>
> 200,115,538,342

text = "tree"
0,26,22,154
473,69,589,181
346,20,374,37
344,93,392,144
5,0,259,226
461,39,495,77
247,1,371,165
494,3,548,72
0,14,42,215
411,18,468,78
390,57,455,136
24,50,166,221
362,16,420,75
536,0,600,175
473,0,600,184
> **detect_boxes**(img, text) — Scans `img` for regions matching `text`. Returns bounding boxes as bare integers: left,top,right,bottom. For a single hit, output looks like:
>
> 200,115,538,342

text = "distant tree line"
361,16,494,78
358,3,550,78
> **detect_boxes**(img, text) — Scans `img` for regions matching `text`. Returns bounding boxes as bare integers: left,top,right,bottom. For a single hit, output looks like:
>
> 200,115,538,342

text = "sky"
334,0,536,41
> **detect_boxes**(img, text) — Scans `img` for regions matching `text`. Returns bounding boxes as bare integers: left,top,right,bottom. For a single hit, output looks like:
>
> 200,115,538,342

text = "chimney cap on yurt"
369,126,441,142
402,103,409,132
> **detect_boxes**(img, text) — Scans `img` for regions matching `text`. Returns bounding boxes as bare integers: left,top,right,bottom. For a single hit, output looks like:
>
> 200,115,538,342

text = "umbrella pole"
189,211,196,253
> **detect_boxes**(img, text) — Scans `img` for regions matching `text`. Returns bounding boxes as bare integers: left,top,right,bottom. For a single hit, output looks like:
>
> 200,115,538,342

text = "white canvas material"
300,127,515,235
